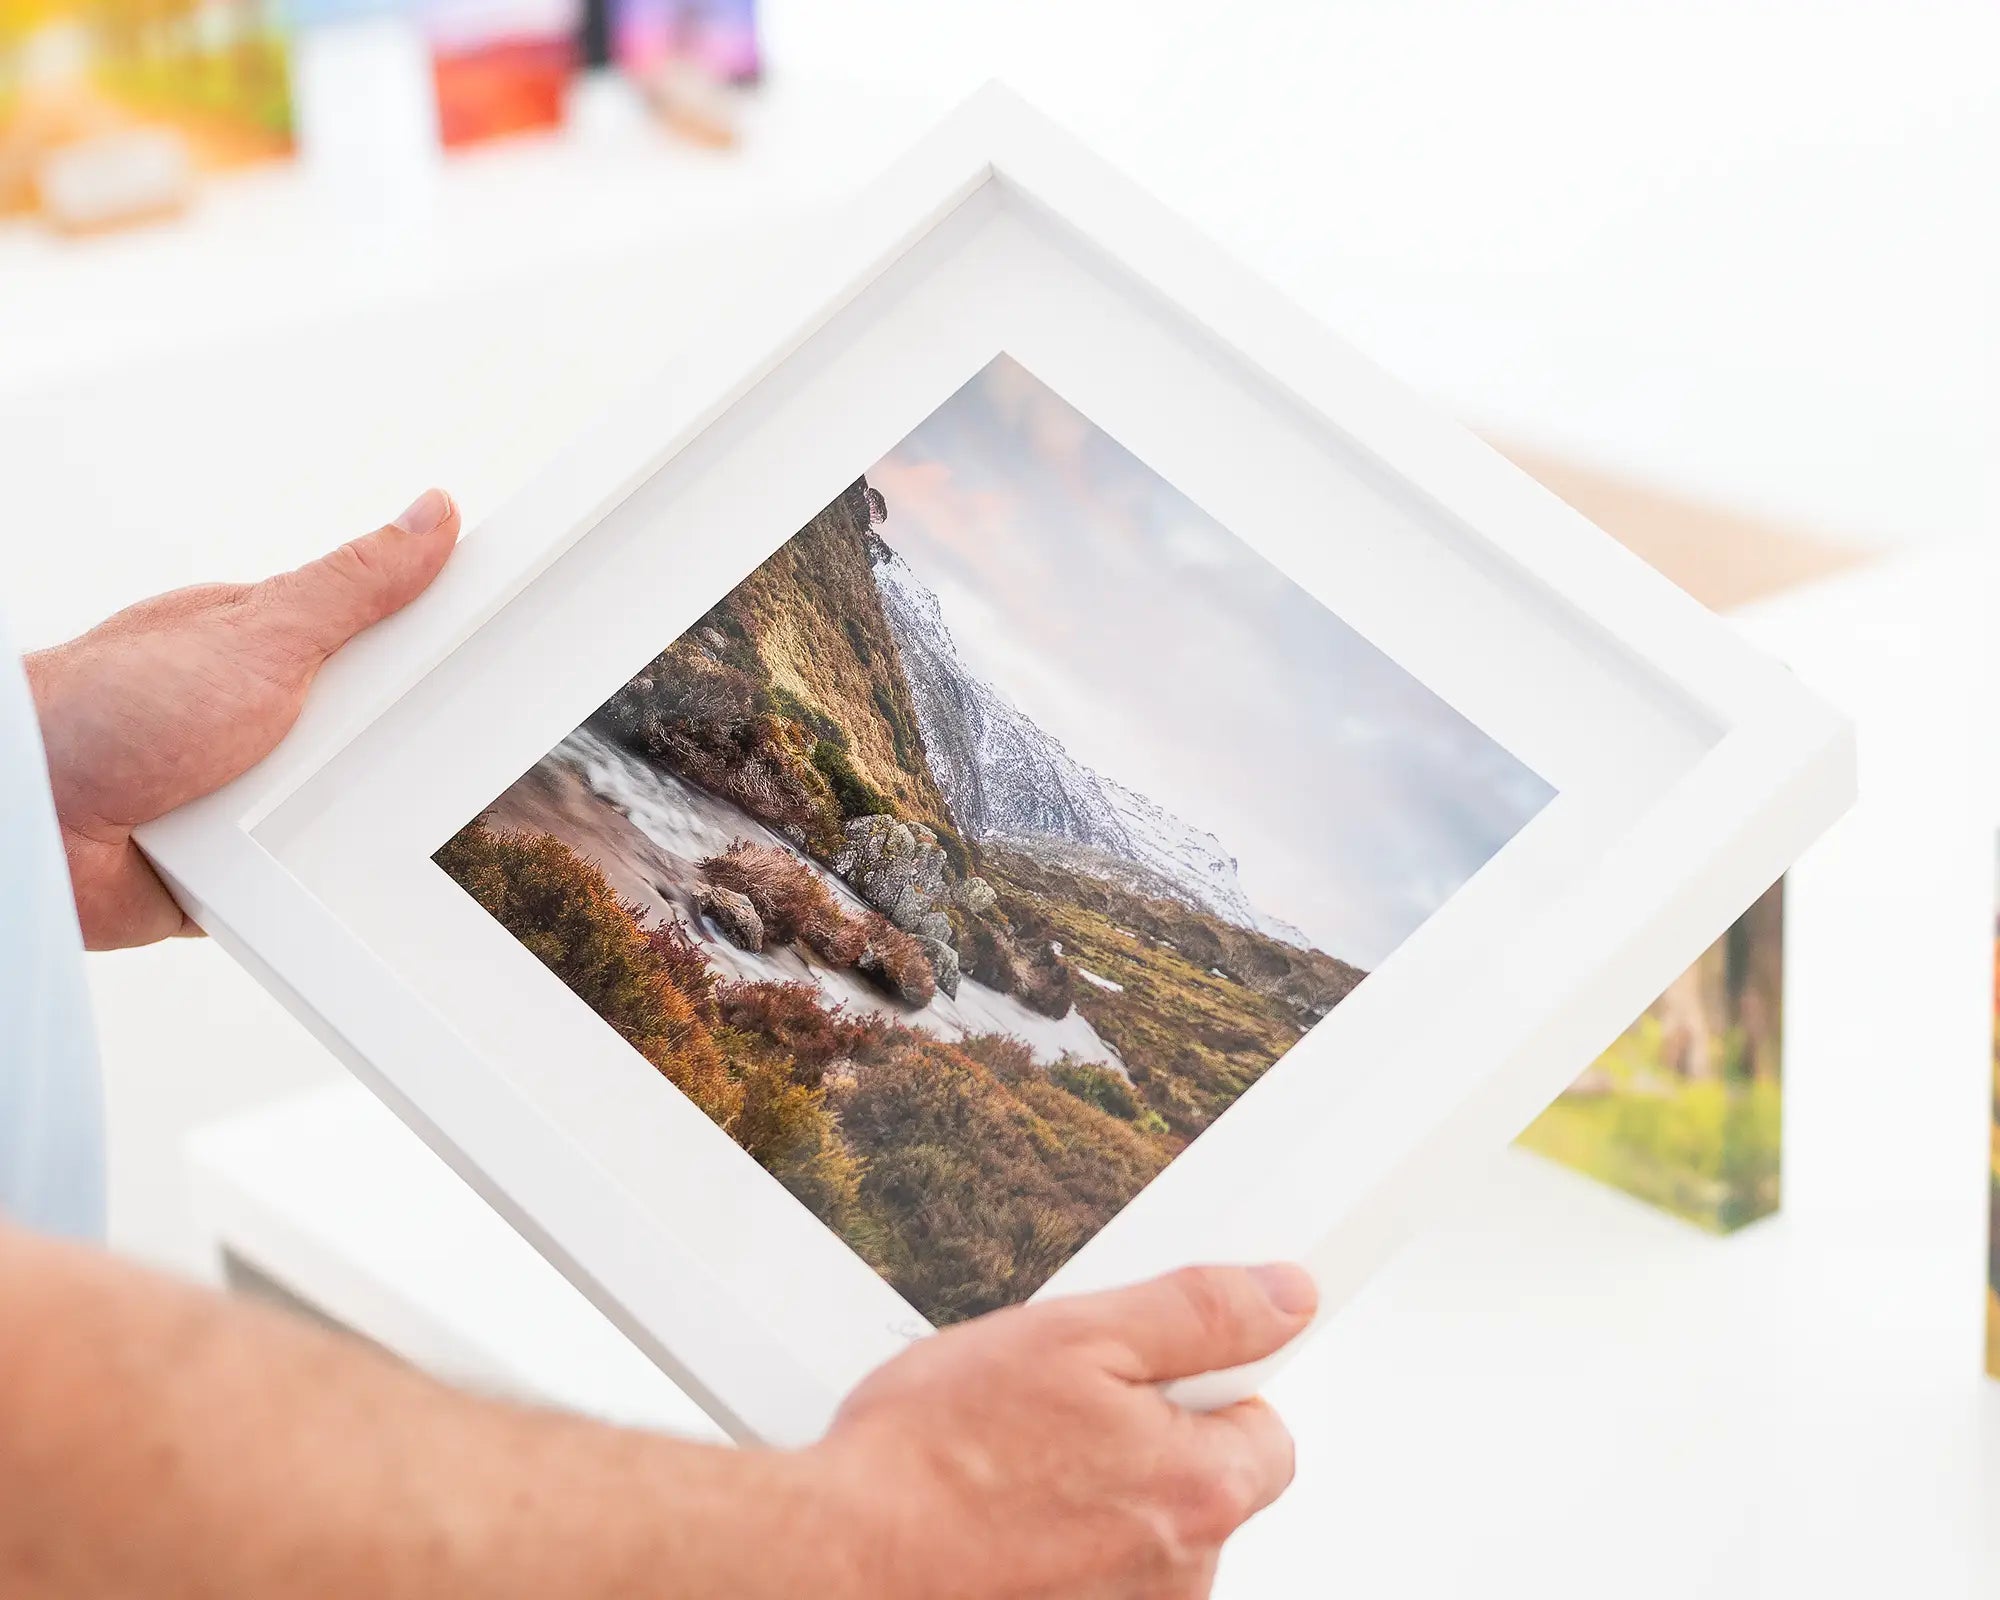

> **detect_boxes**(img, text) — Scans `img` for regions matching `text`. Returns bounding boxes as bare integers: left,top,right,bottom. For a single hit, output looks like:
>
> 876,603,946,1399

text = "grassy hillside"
982,844,1362,1140
595,480,960,856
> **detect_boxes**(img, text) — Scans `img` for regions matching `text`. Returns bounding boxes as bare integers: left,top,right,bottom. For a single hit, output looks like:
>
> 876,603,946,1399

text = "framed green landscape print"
1521,880,1785,1233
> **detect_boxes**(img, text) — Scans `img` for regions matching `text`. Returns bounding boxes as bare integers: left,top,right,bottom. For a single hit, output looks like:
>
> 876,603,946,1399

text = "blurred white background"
2,0,1991,1316
767,0,1999,550
3,4,1998,1591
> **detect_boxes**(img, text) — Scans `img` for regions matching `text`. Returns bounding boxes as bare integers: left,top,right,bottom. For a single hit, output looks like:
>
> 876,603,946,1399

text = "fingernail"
1250,1263,1317,1317
393,487,453,537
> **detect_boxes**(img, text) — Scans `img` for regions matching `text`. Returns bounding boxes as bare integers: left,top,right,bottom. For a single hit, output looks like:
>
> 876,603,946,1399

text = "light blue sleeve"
0,611,105,1241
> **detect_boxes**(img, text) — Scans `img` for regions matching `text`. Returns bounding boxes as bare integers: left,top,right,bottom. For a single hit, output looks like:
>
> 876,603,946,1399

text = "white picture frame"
139,84,1854,1447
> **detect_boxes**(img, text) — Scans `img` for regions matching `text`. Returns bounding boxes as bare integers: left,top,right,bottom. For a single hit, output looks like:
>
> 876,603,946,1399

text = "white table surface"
188,542,2000,1598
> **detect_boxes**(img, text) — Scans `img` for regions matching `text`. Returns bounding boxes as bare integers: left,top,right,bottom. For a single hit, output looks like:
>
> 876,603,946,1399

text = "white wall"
765,0,2000,548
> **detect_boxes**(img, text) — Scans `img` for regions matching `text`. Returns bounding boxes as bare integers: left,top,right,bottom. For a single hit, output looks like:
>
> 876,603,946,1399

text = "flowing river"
483,726,1125,1073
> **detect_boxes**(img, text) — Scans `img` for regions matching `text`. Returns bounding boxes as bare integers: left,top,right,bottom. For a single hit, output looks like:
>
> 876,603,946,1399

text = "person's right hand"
809,1263,1318,1599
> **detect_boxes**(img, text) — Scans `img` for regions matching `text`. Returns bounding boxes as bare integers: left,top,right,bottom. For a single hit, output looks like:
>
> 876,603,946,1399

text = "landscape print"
1518,882,1784,1232
435,353,1553,1325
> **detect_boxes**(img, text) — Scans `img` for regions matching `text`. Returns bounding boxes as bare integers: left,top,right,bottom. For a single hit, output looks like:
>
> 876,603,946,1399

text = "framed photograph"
139,85,1853,1445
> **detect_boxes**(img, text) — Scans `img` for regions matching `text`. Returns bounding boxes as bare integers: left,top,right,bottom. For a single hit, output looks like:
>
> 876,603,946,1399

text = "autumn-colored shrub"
953,912,1011,989
955,1032,1036,1082
700,840,864,964
725,1037,872,1237
434,823,739,1126
436,823,879,1254
645,916,718,1014
1013,951,1074,1020
596,646,845,855
716,980,896,1077
835,1035,1167,1323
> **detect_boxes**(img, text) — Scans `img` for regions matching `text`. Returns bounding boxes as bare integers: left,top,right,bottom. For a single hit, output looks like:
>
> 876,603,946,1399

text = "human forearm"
0,1223,857,1600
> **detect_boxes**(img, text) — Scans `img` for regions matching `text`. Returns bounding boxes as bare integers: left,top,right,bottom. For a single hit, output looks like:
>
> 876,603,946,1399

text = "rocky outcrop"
955,876,997,915
833,813,979,997
698,885,764,952
833,815,950,932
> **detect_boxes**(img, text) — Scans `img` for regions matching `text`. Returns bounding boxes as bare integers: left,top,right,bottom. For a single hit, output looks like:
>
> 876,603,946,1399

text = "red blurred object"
431,35,576,147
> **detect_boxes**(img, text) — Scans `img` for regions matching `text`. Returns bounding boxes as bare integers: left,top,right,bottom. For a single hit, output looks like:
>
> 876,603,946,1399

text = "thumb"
1065,1264,1318,1385
258,488,461,664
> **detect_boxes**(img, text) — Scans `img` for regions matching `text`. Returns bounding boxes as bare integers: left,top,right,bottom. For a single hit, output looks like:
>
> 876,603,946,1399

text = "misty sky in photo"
866,354,1553,970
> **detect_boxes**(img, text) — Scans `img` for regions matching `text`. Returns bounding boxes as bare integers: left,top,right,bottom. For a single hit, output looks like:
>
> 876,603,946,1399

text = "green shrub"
766,684,844,747
811,739,896,823
1047,1056,1143,1121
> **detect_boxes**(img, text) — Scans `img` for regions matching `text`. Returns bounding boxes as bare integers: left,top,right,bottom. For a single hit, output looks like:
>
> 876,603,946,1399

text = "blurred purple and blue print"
619,0,757,84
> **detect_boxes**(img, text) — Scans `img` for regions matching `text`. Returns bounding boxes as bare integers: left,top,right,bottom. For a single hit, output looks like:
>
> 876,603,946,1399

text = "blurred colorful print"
421,0,757,147
425,0,574,148
618,0,756,83
1,0,291,217
1518,880,1784,1232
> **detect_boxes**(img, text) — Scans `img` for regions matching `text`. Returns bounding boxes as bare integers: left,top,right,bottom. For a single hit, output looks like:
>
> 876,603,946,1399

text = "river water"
485,726,1124,1073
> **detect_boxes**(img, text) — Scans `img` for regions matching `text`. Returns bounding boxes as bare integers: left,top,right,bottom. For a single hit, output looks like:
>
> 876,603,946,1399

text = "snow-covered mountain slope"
1097,780,1314,949
872,541,1311,949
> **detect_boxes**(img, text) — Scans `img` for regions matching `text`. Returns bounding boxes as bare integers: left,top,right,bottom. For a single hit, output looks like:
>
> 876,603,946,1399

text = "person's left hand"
26,489,461,950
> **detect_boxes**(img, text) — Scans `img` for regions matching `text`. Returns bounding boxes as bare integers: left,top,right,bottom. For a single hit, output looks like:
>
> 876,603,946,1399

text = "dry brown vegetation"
701,840,857,959
855,911,937,1008
435,821,1158,1322
697,840,933,1005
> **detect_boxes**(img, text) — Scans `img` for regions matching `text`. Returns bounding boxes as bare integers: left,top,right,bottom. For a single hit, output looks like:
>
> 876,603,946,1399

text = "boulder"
913,911,955,944
954,876,997,915
836,813,961,934
915,934,961,999
698,886,764,952
879,880,932,933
